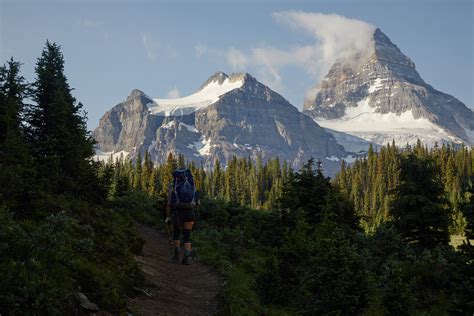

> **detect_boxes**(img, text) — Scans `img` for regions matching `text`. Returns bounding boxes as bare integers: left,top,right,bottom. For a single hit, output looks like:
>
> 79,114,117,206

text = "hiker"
165,168,199,265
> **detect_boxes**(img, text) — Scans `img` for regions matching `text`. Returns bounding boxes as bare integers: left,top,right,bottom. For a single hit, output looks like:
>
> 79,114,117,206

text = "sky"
1,0,473,130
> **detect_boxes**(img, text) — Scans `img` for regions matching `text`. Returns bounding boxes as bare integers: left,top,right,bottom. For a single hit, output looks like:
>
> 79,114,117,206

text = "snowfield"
179,123,199,133
465,127,474,144
326,155,357,163
148,77,244,116
187,136,214,157
93,150,129,162
315,98,461,147
367,78,386,93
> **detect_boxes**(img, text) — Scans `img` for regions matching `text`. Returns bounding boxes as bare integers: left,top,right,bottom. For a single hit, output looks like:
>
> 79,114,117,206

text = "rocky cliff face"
93,89,160,152
93,72,348,176
303,28,474,147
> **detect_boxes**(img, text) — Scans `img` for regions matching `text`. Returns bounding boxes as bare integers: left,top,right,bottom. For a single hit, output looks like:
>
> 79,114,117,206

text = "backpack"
172,168,196,209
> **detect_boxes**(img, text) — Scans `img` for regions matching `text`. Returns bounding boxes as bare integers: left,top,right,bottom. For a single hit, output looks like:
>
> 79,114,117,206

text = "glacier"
148,77,244,116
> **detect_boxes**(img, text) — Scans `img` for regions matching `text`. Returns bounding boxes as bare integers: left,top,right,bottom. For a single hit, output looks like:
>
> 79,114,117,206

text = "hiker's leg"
179,208,195,264
171,211,181,260
173,239,180,248
181,221,194,265
182,221,194,252
173,222,181,248
172,210,181,244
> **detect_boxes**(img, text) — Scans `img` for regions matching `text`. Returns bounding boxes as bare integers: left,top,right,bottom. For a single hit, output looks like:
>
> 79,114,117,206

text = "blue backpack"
172,168,196,209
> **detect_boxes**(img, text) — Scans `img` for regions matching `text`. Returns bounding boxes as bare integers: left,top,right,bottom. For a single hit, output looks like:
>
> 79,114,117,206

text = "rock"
73,293,99,312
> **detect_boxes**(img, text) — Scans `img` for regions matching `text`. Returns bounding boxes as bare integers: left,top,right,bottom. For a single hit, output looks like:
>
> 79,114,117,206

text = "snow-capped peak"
198,71,229,90
148,73,245,117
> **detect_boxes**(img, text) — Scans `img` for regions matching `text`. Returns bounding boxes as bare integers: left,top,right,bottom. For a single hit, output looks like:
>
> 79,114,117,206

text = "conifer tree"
279,158,331,226
148,169,160,197
133,153,142,190
141,151,153,192
0,58,29,160
0,58,35,215
178,153,186,169
389,153,452,249
211,158,222,197
161,152,177,197
28,41,99,202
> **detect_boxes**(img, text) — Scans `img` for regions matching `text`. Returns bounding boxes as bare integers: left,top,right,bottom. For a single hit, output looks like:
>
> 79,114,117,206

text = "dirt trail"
127,223,220,316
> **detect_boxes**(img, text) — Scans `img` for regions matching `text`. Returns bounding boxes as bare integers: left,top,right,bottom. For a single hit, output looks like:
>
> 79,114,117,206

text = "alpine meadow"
1,1,474,315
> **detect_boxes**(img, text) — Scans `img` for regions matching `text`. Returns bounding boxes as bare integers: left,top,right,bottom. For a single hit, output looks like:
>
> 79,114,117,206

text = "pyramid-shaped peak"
373,28,393,45
199,72,258,91
210,71,229,80
129,89,146,97
369,28,424,84
372,28,412,65
127,89,152,102
228,72,256,82
199,72,229,90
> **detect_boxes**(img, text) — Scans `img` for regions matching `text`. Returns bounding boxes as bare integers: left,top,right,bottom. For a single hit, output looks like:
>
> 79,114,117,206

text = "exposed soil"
127,223,220,316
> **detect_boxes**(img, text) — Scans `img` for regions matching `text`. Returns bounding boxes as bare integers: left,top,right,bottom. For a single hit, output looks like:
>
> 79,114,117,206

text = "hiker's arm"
195,190,200,206
166,185,172,221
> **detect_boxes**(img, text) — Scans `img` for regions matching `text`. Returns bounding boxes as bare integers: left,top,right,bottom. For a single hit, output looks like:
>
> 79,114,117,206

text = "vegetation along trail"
127,223,220,316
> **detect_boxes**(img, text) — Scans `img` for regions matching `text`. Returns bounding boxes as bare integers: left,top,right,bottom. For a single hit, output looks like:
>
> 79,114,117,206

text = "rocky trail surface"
127,223,220,316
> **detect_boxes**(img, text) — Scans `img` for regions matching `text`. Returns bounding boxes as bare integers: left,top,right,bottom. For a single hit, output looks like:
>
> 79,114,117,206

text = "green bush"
0,202,144,315
112,189,163,226
364,223,471,315
258,218,370,315
0,209,79,314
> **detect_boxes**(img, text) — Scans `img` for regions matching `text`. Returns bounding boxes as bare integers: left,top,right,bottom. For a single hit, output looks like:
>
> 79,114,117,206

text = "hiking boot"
189,249,198,261
171,248,180,263
181,254,190,265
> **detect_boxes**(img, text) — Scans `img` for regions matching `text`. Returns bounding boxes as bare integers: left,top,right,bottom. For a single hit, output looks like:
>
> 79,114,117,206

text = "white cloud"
141,33,158,63
166,86,180,98
195,43,207,58
219,12,376,99
195,43,224,59
78,18,109,41
272,11,376,67
226,47,247,70
79,18,101,28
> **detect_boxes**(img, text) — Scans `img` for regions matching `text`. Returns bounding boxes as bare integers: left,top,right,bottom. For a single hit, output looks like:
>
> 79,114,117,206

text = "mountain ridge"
93,72,349,176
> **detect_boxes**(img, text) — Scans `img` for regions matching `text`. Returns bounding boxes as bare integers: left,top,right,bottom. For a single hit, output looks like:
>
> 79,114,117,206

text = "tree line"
103,140,473,236
100,151,290,211
334,141,473,232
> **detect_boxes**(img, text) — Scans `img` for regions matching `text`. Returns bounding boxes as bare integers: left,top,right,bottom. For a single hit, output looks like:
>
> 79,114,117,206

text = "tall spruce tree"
28,41,100,202
0,58,29,159
280,158,330,225
0,58,35,215
389,153,452,249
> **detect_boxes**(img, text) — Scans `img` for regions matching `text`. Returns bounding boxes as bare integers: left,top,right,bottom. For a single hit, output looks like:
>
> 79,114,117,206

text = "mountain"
303,28,474,147
93,72,348,175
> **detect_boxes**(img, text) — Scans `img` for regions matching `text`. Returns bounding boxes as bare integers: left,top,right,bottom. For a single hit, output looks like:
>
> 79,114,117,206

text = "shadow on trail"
127,223,220,316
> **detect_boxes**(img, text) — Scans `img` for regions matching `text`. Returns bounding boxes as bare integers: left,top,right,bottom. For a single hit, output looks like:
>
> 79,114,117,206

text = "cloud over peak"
166,86,180,98
221,11,376,98
141,33,158,63
272,11,376,64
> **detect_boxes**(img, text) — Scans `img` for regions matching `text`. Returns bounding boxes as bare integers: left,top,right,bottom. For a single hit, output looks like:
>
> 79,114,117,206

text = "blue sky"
1,0,473,130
